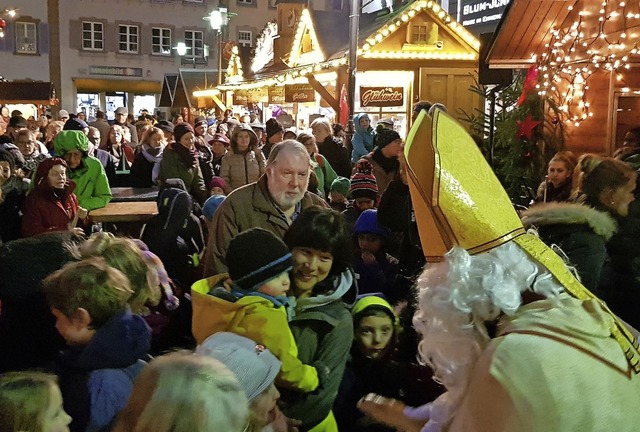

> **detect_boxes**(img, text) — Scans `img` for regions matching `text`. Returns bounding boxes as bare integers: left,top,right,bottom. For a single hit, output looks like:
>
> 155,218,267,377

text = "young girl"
535,151,577,203
219,126,266,193
0,371,72,432
352,209,398,297
22,158,86,238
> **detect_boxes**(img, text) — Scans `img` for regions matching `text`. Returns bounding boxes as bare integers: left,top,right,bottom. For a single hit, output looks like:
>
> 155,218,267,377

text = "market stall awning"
486,0,639,68
158,74,178,107
173,69,219,108
0,81,52,104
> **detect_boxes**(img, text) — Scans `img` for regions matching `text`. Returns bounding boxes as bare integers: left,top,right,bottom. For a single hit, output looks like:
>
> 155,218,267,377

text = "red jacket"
22,177,79,238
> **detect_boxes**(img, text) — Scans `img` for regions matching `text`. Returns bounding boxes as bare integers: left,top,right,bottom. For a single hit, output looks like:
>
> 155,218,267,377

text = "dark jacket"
521,202,617,292
281,270,357,431
130,150,154,188
57,310,150,432
0,232,77,372
318,136,351,178
0,178,28,243
158,145,207,204
93,149,117,185
535,179,573,203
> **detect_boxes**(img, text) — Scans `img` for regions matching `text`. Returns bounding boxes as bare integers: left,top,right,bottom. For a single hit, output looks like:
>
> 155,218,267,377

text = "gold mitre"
405,109,640,374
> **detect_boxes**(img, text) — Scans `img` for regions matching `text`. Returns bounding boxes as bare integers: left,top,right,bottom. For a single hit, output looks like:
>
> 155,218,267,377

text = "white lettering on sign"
462,0,510,16
361,88,403,107
293,92,310,101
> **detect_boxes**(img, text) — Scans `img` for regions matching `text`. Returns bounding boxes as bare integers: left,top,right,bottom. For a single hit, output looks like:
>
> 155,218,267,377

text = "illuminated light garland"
225,46,244,83
288,8,325,67
535,0,640,126
361,50,477,60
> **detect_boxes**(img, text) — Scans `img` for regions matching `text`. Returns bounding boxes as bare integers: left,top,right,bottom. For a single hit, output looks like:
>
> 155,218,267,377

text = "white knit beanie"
196,332,282,401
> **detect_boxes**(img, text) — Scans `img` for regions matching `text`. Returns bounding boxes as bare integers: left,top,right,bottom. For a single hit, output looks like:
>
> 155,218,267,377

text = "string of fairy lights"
535,0,639,127
0,8,17,38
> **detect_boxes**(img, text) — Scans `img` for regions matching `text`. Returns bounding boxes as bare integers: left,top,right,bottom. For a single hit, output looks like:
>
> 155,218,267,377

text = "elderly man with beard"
204,139,326,276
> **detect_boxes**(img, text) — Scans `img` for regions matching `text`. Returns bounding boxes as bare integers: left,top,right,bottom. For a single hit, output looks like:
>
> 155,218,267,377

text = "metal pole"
217,30,223,85
346,0,360,157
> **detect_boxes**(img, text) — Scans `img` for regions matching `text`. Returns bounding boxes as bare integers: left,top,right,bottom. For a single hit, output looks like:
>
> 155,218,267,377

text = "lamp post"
173,42,196,68
205,7,234,85
346,0,361,154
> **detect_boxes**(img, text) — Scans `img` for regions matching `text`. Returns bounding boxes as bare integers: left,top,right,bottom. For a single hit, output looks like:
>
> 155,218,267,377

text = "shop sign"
247,87,268,102
458,0,510,27
234,90,249,104
268,86,285,104
360,87,404,107
284,84,315,103
89,66,143,77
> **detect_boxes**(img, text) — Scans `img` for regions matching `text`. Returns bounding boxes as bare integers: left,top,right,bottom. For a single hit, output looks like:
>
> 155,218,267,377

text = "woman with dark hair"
281,206,357,432
311,117,351,178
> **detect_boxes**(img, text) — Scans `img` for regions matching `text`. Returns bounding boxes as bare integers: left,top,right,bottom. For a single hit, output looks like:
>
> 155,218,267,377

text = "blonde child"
0,372,72,432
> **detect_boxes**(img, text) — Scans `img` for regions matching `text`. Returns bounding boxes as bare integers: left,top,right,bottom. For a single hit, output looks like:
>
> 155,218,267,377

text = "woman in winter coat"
104,124,134,171
130,126,165,187
298,132,337,199
310,117,352,178
534,151,577,203
158,123,207,204
53,130,111,211
521,154,636,296
219,125,266,193
22,158,86,237
281,206,357,432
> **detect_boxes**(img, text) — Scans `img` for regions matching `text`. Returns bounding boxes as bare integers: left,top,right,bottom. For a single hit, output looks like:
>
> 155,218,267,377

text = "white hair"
412,242,564,430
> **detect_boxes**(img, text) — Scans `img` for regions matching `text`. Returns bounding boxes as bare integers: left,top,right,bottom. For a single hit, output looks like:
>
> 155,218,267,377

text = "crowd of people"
1,100,640,432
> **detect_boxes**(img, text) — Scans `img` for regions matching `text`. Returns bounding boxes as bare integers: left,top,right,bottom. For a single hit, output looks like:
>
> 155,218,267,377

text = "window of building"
412,25,429,43
331,0,343,10
185,30,204,58
82,21,104,51
152,27,171,55
119,24,139,53
15,22,37,54
183,0,204,4
238,30,252,47
238,0,253,4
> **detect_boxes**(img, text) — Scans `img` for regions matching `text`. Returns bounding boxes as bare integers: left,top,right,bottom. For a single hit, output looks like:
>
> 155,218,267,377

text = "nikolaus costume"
402,109,640,432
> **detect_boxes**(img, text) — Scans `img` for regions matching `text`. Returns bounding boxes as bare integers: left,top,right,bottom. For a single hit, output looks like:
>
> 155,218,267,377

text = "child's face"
0,161,11,186
359,117,370,129
258,272,291,297
210,186,225,196
358,233,383,255
330,190,346,203
51,308,94,346
211,140,227,157
43,384,72,432
355,313,394,359
355,197,375,211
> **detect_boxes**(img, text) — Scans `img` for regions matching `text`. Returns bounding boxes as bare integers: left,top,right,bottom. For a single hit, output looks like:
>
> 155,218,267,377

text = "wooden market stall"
206,0,482,136
485,0,640,155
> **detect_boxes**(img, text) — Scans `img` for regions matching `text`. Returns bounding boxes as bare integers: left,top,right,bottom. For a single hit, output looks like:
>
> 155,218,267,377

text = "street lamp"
173,42,197,68
204,7,235,85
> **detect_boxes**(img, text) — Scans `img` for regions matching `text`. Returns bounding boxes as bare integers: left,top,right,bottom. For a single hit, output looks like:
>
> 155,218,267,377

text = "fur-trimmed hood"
521,202,618,240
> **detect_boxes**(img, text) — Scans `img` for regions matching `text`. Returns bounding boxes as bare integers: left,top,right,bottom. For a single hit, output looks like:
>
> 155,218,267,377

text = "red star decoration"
516,114,542,140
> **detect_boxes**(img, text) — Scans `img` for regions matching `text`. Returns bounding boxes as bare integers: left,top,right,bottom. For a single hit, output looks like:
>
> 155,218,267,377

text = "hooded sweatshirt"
191,273,320,392
56,309,151,432
351,113,376,163
53,131,111,211
282,269,358,431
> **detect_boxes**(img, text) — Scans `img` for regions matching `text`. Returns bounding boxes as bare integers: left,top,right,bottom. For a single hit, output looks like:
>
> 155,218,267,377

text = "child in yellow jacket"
192,228,325,392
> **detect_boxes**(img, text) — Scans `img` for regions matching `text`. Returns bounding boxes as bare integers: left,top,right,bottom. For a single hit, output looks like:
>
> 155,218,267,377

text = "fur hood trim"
521,202,618,240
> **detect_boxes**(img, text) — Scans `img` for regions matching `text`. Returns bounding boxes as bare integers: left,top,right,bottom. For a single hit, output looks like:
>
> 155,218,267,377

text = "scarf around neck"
372,148,399,173
141,143,165,184
172,142,198,168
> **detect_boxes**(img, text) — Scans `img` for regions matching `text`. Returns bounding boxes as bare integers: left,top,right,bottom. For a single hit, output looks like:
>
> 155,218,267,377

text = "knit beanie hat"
354,209,392,240
350,159,378,200
209,176,226,191
53,130,89,156
156,120,174,134
63,118,89,131
226,228,292,290
265,118,284,139
331,176,350,197
196,332,282,402
374,124,401,149
173,122,194,144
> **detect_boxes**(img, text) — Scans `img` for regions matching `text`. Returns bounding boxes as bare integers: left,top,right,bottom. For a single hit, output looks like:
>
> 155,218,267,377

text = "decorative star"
517,114,542,140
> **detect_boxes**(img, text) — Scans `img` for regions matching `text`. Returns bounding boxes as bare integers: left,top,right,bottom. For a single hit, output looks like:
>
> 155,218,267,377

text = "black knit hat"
173,122,194,143
265,118,284,139
227,228,292,290
350,159,378,200
374,124,401,149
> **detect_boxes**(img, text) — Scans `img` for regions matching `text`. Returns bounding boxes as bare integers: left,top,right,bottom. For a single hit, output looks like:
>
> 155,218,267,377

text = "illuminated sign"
458,0,510,27
359,87,404,107
284,84,315,103
268,86,285,104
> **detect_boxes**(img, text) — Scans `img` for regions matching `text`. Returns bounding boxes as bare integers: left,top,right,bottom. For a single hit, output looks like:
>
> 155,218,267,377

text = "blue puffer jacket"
56,309,151,432
351,113,376,163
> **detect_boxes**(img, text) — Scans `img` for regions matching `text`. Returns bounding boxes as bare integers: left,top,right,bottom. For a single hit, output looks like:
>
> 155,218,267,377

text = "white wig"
412,241,564,431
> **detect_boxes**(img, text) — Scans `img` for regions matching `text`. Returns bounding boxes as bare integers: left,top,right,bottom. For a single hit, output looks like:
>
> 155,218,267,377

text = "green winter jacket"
53,131,111,211
158,146,207,204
